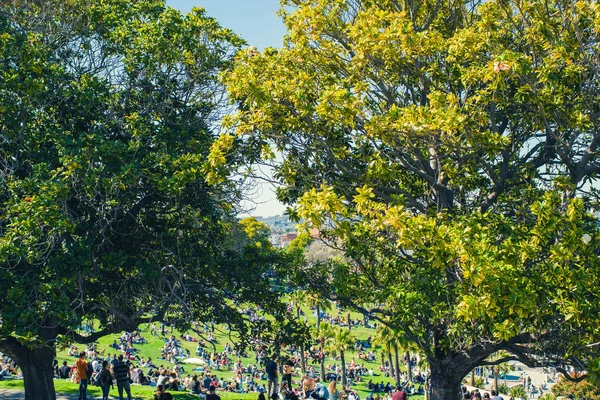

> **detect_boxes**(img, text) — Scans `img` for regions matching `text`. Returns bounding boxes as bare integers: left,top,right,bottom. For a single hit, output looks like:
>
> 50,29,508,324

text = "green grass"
0,379,253,399
2,302,424,400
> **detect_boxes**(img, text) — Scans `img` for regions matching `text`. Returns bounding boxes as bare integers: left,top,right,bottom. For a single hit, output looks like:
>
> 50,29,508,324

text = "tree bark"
320,353,326,382
317,304,325,381
493,366,499,393
387,351,394,378
429,361,463,400
0,337,57,400
406,351,412,383
470,370,475,386
347,312,351,332
341,350,347,387
316,304,321,331
393,343,401,387
297,306,307,372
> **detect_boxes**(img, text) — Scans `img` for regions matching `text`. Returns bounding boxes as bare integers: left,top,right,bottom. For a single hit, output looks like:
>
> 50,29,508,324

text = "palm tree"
373,325,396,380
486,351,513,393
395,335,419,386
289,290,308,372
306,293,331,331
314,321,333,381
306,293,331,380
324,326,356,386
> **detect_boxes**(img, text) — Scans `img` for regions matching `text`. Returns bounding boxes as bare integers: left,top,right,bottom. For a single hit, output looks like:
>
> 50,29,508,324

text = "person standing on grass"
98,360,114,400
266,354,279,397
113,354,132,400
75,352,88,400
283,360,293,391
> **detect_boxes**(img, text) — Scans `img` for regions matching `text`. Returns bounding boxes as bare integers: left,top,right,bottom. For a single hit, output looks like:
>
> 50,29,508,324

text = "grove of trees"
4,0,600,399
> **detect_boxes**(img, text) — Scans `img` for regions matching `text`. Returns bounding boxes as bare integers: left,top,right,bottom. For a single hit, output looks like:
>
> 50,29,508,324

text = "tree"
373,325,396,382
289,290,309,372
486,352,513,393
324,325,356,387
220,0,600,399
306,292,332,380
0,1,285,399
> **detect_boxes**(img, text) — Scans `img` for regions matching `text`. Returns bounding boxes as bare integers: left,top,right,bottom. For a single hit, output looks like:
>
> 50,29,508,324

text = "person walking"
112,354,132,400
98,360,114,400
75,352,88,400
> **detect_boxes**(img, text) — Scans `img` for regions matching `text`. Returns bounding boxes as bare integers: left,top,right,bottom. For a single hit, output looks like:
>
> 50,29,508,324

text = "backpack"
87,362,94,383
318,385,329,400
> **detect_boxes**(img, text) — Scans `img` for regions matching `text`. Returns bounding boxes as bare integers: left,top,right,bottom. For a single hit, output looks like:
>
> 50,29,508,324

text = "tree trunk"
387,351,394,378
429,362,463,400
470,370,475,386
297,306,306,373
347,312,351,332
341,350,347,387
317,304,325,381
319,353,326,382
1,337,57,400
493,366,499,393
406,351,412,383
316,304,321,331
393,343,401,387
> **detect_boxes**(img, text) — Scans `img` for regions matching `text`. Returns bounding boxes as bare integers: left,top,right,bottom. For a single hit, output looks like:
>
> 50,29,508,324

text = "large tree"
0,1,286,399
220,0,600,399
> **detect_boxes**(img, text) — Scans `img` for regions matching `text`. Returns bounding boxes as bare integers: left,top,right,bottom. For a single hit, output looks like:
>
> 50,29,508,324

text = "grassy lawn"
1,302,424,400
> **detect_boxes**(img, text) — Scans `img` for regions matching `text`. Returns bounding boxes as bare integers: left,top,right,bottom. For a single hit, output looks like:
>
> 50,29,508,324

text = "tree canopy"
0,1,286,398
220,0,600,398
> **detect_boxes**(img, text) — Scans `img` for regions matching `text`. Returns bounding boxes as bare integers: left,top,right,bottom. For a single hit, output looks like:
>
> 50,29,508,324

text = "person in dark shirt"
112,355,132,400
154,384,173,400
206,385,221,400
59,361,71,379
203,375,213,391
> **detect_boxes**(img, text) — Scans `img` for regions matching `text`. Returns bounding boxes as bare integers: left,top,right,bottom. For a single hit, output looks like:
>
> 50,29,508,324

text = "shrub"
509,385,528,399
552,377,600,400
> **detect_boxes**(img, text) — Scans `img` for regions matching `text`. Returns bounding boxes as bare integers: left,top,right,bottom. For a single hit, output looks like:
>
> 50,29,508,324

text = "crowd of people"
0,355,20,379
0,306,430,399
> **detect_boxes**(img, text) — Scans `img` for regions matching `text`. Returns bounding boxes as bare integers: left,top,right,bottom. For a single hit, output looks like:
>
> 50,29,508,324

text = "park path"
0,389,142,399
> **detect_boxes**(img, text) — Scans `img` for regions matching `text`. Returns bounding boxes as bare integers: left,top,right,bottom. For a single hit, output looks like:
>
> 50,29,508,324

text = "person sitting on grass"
154,384,174,400
58,361,71,379
206,385,221,400
168,372,179,391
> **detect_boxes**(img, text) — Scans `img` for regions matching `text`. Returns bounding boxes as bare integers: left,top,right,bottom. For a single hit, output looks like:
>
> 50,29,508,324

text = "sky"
166,0,288,217
166,0,288,49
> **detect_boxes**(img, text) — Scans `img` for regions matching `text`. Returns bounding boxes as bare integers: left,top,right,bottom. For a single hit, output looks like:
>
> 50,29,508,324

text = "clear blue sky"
166,0,287,49
166,1,288,217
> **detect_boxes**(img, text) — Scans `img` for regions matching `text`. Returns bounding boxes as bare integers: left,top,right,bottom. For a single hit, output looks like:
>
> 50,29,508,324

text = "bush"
538,394,555,400
509,385,528,399
498,384,510,395
552,377,600,400
474,378,485,389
